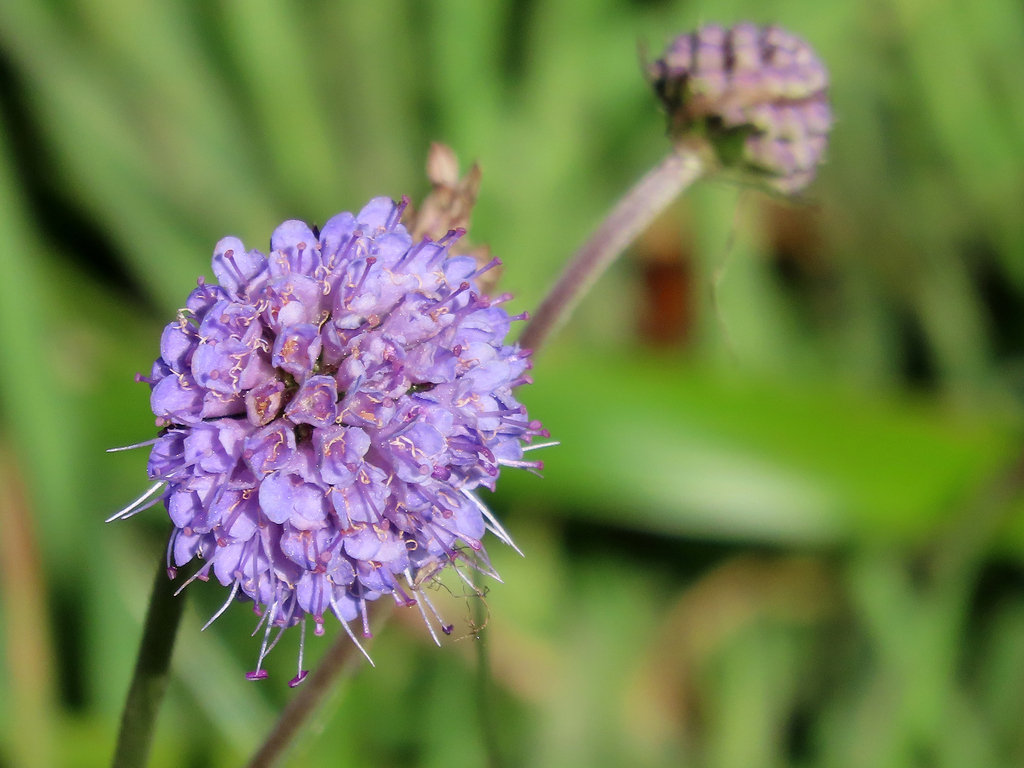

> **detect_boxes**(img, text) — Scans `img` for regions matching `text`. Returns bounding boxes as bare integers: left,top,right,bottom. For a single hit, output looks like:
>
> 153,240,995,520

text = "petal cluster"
133,197,544,682
650,23,832,193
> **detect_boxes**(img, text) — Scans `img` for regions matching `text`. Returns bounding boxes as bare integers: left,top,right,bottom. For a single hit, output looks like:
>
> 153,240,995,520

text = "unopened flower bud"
650,23,832,193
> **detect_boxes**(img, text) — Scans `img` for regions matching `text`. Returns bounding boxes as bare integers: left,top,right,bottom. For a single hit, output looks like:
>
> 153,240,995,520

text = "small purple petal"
191,339,252,394
315,425,370,486
160,323,197,374
355,197,397,232
244,422,297,476
212,237,268,299
246,378,286,426
151,373,204,424
270,220,321,276
284,375,338,428
259,470,327,526
272,324,322,380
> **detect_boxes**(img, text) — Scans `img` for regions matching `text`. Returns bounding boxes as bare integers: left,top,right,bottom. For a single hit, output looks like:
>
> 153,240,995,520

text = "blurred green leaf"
510,349,1017,543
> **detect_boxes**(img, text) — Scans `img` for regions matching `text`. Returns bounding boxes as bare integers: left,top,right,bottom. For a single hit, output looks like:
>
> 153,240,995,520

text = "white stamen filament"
174,558,216,597
106,482,165,523
254,601,279,674
251,603,270,637
106,438,160,453
330,596,375,666
462,489,524,556
496,458,541,469
202,580,240,631
417,588,449,634
296,618,307,676
411,587,442,646
521,440,560,452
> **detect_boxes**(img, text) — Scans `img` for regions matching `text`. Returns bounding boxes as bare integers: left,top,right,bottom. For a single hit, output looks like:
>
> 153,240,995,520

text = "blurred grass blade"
0,444,58,768
0,95,79,568
220,0,344,214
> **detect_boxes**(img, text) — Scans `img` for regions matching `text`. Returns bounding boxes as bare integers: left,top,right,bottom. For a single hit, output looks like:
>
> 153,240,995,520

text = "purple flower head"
650,23,832,193
113,196,548,683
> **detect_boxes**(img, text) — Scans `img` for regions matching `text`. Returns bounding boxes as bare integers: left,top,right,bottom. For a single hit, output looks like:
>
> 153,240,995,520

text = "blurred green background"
2,0,1024,766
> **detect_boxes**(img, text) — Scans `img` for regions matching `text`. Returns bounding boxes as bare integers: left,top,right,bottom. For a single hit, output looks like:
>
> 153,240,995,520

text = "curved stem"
245,603,392,768
111,540,186,768
519,147,705,354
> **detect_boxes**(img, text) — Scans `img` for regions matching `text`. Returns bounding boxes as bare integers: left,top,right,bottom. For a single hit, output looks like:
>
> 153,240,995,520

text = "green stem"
474,577,504,768
111,542,186,768
518,146,705,354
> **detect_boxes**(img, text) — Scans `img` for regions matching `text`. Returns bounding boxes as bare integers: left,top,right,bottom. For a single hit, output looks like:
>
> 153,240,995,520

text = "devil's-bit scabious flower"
649,23,832,193
112,196,546,684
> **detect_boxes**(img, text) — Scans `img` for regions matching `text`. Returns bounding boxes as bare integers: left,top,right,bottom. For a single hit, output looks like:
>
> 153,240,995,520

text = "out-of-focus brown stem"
0,442,58,768
519,147,705,354
245,603,392,768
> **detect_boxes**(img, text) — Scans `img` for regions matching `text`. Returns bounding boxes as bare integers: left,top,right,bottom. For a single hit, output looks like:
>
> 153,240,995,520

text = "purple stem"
244,603,391,768
518,147,704,354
